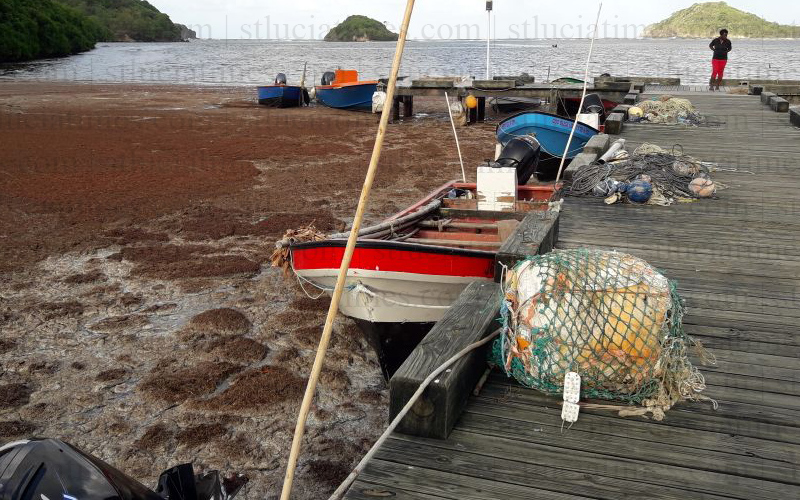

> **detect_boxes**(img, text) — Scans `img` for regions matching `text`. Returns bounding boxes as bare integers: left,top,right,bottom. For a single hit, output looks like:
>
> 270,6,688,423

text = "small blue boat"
258,73,308,108
315,69,378,111
496,111,599,180
257,85,304,108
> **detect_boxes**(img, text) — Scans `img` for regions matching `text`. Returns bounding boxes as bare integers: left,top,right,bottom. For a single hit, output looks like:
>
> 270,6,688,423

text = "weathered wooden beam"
494,210,560,281
624,93,639,105
790,106,800,128
583,134,611,156
439,208,527,221
761,91,776,105
750,85,764,96
403,96,413,118
611,104,633,119
605,112,625,135
391,96,401,122
563,152,599,181
389,281,501,439
769,96,790,113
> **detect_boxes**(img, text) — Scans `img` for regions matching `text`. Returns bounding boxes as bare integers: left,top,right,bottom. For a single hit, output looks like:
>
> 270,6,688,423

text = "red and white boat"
283,136,561,377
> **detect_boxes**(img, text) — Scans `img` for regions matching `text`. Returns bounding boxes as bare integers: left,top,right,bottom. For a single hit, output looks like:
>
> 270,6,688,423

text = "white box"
477,166,517,211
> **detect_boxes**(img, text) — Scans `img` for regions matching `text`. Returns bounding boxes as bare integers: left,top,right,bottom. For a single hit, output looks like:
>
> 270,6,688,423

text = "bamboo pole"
278,2,416,499
554,2,604,184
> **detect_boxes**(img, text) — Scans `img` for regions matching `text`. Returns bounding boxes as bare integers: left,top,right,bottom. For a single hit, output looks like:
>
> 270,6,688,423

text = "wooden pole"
279,2,416,499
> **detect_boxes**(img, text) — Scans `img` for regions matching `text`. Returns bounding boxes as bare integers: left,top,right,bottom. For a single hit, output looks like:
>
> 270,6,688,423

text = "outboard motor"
495,135,542,184
0,439,247,500
581,93,606,118
321,71,336,86
274,73,287,85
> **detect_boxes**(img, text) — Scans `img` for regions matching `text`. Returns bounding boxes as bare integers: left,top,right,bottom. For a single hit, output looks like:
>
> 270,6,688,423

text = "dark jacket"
710,37,732,60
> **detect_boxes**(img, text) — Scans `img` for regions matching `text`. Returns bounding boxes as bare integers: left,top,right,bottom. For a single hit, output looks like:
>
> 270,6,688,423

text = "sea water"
1,38,798,87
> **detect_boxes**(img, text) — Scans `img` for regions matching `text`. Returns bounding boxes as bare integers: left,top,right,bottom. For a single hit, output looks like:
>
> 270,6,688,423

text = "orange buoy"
465,95,478,109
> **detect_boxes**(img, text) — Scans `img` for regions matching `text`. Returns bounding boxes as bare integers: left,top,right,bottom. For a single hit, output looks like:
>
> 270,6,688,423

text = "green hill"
324,15,399,42
1,0,195,63
59,0,192,42
644,2,799,38
0,0,106,62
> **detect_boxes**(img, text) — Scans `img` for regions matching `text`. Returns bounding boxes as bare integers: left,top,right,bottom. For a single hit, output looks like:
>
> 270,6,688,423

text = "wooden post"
391,96,401,122
477,97,486,121
403,95,413,118
494,211,560,282
389,281,501,439
279,1,417,498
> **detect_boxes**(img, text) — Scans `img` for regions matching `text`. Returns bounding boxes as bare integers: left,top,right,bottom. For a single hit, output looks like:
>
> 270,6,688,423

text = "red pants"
711,59,728,80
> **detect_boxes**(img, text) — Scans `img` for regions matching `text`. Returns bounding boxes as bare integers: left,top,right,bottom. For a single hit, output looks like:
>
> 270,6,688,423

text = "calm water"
1,38,798,87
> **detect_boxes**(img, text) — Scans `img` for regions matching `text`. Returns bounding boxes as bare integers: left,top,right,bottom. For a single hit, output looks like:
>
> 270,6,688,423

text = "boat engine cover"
321,71,336,86
274,73,287,85
496,136,542,185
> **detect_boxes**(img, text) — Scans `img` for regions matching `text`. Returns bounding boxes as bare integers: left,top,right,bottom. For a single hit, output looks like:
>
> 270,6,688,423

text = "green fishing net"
493,249,707,407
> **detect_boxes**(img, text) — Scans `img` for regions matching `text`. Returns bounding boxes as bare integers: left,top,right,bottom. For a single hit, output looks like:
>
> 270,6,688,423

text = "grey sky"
151,1,798,40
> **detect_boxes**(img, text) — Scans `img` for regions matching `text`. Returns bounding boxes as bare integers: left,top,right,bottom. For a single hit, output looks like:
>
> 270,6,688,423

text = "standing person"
709,29,732,91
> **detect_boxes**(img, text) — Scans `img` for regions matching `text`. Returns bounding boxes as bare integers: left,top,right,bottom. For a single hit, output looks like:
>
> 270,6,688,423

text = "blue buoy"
627,180,653,204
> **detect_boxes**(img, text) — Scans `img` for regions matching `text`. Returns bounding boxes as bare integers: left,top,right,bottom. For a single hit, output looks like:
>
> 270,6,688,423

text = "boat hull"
491,97,542,113
292,241,496,380
315,82,378,110
257,85,304,108
356,319,436,380
292,241,495,323
496,111,599,179
562,96,619,116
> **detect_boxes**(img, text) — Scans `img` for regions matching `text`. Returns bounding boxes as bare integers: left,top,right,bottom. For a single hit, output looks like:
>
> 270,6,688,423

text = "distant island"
644,2,799,39
324,15,399,42
0,0,195,63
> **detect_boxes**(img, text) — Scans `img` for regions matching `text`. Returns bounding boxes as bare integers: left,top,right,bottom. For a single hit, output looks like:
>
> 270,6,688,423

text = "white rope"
292,268,329,300
328,327,502,500
555,2,604,184
445,91,467,182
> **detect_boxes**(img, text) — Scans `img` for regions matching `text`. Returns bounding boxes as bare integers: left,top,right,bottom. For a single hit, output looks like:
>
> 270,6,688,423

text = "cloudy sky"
151,0,797,40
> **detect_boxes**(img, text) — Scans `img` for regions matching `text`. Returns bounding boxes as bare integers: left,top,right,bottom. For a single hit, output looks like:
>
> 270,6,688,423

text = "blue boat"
496,111,599,180
315,69,378,111
257,85,305,108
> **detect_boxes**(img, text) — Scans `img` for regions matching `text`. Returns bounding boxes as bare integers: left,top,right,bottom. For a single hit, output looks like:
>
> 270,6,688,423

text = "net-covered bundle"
493,249,708,409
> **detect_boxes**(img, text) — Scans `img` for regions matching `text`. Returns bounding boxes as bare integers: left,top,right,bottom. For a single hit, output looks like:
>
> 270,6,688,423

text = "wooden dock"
341,90,800,499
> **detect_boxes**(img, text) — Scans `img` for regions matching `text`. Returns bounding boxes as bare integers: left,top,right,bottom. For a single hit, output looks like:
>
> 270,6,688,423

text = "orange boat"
314,69,378,110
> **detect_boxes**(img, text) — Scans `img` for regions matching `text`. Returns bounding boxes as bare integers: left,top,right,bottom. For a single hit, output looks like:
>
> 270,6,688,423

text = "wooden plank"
439,208,527,221
467,398,800,466
494,210,560,282
345,480,451,500
458,408,800,484
382,432,785,500
350,460,590,500
404,237,500,248
478,382,800,444
389,281,501,439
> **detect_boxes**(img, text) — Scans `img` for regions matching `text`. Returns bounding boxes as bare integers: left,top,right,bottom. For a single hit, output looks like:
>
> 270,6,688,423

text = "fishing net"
633,95,704,125
568,143,720,203
493,249,710,411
